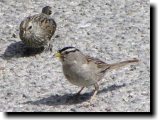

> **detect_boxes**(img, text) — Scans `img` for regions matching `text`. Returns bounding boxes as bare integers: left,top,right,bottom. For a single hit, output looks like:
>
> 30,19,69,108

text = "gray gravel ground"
0,0,150,112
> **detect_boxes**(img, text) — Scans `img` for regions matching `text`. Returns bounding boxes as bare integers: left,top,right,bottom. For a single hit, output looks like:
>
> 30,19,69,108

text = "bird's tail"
108,58,139,70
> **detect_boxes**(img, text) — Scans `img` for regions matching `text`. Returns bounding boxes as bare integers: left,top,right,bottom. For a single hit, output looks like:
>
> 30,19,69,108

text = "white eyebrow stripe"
62,48,77,53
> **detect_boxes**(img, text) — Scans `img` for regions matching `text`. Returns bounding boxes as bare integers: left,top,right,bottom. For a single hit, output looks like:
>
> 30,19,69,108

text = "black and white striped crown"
58,46,79,54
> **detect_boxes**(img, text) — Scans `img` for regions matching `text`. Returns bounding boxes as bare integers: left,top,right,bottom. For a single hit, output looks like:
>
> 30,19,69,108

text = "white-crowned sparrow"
19,6,56,51
55,46,139,102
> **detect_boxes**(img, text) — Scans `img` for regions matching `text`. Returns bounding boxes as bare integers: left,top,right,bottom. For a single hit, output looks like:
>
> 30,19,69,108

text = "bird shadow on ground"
2,41,44,60
24,83,126,106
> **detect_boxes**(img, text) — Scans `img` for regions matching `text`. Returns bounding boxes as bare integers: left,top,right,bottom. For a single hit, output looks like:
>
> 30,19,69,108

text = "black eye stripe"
59,46,79,53
64,51,69,54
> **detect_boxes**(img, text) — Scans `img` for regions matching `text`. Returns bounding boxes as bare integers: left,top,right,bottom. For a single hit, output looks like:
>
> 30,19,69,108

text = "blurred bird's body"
19,6,56,50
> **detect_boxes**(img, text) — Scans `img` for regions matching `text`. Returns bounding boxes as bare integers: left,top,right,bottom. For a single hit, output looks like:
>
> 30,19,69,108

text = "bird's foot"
44,44,53,52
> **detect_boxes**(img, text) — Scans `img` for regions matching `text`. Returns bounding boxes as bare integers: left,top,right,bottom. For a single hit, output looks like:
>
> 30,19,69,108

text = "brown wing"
31,14,56,40
86,55,111,73
39,15,56,40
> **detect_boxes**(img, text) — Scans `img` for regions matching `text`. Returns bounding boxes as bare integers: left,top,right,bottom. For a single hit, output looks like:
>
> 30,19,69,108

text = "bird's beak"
54,52,61,58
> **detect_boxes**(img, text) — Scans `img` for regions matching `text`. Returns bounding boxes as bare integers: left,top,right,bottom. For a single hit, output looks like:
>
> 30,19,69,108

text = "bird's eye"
28,26,32,30
64,51,69,55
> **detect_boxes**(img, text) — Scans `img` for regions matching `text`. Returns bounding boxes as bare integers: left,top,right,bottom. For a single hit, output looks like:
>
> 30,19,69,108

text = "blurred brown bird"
19,6,56,51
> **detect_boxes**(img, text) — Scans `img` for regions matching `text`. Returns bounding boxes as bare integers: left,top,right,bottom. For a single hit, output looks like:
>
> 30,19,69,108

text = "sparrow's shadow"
24,84,126,106
2,41,44,60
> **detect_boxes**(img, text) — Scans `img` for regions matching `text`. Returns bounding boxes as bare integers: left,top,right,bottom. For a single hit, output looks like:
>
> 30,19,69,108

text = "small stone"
12,33,17,38
105,108,111,112
55,35,60,38
22,94,27,98
70,108,77,112
7,92,13,96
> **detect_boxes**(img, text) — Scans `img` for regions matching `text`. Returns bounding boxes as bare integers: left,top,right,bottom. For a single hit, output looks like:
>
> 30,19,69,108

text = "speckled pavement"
0,0,150,112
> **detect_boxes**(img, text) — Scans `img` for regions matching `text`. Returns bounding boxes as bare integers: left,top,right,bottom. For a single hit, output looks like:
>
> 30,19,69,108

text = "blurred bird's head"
42,6,52,15
19,17,35,42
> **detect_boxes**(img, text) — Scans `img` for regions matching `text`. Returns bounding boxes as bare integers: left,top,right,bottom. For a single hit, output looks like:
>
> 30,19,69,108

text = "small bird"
19,6,56,51
55,46,139,102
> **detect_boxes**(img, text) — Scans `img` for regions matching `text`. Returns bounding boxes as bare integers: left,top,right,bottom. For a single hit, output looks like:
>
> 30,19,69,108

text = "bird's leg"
83,83,99,106
90,83,99,102
48,43,53,52
73,87,84,101
76,87,84,96
44,43,53,52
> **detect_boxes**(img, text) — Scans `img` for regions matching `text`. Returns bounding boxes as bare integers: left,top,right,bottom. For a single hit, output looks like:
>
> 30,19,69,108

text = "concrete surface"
0,0,150,112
